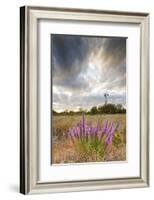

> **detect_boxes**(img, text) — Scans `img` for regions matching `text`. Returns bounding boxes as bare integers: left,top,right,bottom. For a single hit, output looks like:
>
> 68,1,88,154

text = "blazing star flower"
105,125,116,145
95,120,101,135
107,122,114,134
102,120,108,134
89,122,94,136
82,114,85,134
85,124,91,136
74,126,80,137
67,114,120,147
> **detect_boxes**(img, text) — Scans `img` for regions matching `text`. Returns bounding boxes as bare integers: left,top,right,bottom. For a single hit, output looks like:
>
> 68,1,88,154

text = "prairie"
52,114,126,164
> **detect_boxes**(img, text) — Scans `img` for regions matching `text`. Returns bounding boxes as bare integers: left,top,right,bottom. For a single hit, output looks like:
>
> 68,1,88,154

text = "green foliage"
112,133,122,148
98,104,126,114
98,103,117,114
76,137,105,160
90,106,98,114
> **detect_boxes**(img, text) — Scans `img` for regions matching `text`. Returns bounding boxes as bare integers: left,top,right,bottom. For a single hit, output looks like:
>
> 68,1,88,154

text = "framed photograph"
20,6,149,194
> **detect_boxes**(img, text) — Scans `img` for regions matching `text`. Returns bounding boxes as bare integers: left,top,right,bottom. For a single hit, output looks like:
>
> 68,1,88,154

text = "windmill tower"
104,93,109,105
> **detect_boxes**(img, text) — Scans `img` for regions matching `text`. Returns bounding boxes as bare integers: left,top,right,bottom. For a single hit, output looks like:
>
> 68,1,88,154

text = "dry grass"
52,114,126,164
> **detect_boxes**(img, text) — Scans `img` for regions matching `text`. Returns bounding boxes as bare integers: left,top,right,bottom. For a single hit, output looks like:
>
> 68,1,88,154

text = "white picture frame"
20,6,149,194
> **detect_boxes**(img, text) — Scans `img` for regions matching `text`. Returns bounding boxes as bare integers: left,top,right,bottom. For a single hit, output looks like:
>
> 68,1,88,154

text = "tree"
90,106,98,114
116,104,122,113
53,110,58,115
115,104,126,113
98,104,117,114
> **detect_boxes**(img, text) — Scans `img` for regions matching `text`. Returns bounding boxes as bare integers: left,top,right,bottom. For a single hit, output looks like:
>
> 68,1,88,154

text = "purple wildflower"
107,122,113,134
105,125,116,145
95,120,101,135
82,114,85,135
102,120,108,134
74,126,80,137
84,121,91,136
89,122,94,136
67,114,120,146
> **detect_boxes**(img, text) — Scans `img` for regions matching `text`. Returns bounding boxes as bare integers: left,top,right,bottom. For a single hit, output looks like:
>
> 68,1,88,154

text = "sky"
52,34,126,112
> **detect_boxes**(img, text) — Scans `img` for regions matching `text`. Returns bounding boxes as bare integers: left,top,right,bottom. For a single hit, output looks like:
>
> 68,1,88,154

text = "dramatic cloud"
51,34,127,112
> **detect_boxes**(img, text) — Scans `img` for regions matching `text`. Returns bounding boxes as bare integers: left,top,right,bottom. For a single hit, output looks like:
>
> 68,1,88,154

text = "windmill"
104,93,109,105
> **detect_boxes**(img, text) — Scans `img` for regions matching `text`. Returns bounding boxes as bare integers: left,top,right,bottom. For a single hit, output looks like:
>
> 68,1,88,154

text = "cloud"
88,37,126,90
52,35,89,76
53,90,126,112
51,35,126,111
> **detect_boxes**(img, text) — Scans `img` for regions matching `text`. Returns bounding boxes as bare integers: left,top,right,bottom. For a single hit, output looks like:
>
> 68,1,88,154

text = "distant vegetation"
53,103,126,116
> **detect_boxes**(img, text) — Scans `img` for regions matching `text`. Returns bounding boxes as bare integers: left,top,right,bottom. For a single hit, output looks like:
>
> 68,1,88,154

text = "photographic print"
51,34,127,164
20,7,149,193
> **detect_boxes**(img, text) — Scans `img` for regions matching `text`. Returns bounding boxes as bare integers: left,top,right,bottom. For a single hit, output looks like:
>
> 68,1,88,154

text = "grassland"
52,114,126,164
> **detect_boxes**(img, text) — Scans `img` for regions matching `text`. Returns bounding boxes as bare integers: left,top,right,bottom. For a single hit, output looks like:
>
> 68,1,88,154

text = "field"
52,114,126,164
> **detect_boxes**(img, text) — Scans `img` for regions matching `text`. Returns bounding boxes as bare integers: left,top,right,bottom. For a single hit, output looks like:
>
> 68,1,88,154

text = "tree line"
53,103,126,115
